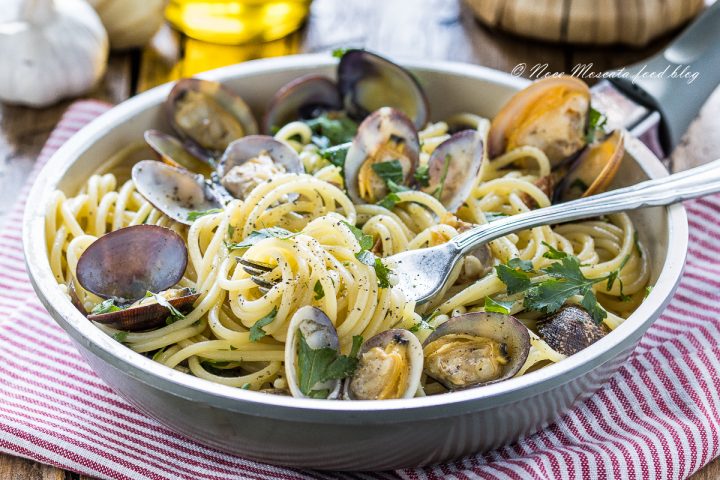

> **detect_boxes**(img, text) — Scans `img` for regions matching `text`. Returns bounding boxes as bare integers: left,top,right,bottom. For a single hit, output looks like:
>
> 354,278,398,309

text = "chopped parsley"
332,47,350,58
414,164,430,187
342,221,373,250
91,298,122,315
297,332,362,398
304,113,357,146
378,192,402,210
314,280,325,300
484,211,509,223
495,244,629,323
112,331,128,343
319,143,350,169
371,160,404,185
249,307,277,342
410,310,439,332
585,106,608,143
484,296,515,315
186,208,223,221
149,291,185,321
226,227,298,250
241,383,251,390
342,221,392,288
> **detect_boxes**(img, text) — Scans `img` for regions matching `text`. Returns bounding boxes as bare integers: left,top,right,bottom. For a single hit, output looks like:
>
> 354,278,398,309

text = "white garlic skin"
0,0,109,108
87,0,168,50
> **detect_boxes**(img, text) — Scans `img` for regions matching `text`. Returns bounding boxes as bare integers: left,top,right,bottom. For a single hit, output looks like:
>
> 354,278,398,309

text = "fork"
239,159,720,303
384,158,720,304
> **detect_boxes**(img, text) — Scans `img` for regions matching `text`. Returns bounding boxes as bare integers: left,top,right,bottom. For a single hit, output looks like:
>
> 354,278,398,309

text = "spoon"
384,158,720,304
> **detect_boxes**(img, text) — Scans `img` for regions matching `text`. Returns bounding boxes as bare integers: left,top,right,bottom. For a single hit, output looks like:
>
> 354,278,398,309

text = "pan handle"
608,2,720,155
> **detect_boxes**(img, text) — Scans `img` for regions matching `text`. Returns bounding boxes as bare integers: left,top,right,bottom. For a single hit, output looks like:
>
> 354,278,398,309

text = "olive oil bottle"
165,0,312,45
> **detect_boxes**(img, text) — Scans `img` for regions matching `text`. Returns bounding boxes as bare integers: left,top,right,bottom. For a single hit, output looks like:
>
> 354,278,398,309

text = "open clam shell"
166,78,258,155
422,312,530,390
144,129,214,177
88,288,200,331
337,49,429,129
284,306,342,399
132,160,225,226
262,74,342,134
536,305,608,356
76,225,188,303
488,75,590,166
421,130,484,212
556,130,625,202
217,135,304,178
343,107,420,204
345,329,423,400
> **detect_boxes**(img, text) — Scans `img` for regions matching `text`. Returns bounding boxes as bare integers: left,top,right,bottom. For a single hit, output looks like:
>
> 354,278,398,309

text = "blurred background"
0,0,718,222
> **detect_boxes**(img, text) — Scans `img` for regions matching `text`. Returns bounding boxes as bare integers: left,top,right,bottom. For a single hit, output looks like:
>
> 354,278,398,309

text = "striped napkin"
1,101,719,480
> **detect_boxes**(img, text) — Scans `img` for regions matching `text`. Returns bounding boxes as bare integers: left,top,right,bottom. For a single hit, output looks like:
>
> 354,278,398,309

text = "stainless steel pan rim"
22,54,688,425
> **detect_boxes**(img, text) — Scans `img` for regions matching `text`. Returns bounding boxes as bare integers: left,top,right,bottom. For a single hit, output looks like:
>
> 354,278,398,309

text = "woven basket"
465,0,705,46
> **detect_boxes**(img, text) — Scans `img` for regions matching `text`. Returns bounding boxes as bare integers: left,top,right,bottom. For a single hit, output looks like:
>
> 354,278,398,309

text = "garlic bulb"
0,0,109,108
87,0,168,50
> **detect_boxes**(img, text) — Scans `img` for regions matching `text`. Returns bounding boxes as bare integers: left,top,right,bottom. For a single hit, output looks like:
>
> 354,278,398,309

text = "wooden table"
1,0,719,477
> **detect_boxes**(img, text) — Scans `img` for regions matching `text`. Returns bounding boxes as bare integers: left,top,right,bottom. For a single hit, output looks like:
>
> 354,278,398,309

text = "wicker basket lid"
465,0,705,47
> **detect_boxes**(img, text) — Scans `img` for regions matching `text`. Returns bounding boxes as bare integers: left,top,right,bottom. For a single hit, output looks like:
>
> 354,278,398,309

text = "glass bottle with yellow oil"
165,0,312,45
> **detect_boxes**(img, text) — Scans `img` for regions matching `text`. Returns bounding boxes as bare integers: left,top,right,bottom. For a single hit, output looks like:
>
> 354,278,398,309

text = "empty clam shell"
144,129,214,177
76,225,188,303
262,74,342,134
422,312,530,390
337,49,429,129
345,329,423,400
421,130,484,212
132,160,224,226
89,288,200,331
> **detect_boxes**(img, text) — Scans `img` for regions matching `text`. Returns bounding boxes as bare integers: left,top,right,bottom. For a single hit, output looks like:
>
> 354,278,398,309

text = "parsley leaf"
342,221,373,250
432,154,452,200
226,227,297,250
484,296,514,314
410,310,438,332
378,192,402,209
241,383,251,390
332,47,350,58
304,113,357,146
186,208,223,221
319,143,350,168
414,164,430,187
249,307,277,342
113,331,128,343
371,160,404,185
586,107,608,143
150,292,185,320
91,298,122,315
495,264,532,294
542,241,568,259
314,280,325,300
297,332,362,398
508,257,534,272
373,257,392,289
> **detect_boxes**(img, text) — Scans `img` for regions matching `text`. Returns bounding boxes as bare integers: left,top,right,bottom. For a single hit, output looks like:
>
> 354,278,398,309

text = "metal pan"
22,54,689,469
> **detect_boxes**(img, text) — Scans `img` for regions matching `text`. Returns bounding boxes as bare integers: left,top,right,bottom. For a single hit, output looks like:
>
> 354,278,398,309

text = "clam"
536,305,608,356
284,306,343,399
144,129,214,178
343,107,420,204
132,160,225,226
75,225,198,331
488,76,590,166
422,312,530,390
556,130,625,202
217,135,303,200
345,329,423,400
420,130,484,212
166,78,258,155
262,74,342,134
337,49,429,129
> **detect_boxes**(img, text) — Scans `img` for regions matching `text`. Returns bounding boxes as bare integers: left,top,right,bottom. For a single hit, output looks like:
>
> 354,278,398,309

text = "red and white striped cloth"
1,101,719,480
